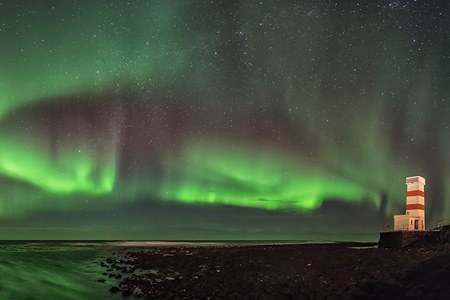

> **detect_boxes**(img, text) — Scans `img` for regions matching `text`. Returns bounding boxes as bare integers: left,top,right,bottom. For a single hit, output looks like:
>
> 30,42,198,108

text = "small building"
393,176,426,231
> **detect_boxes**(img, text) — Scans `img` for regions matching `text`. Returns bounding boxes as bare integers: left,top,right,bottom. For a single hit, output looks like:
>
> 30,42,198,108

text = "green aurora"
0,1,449,240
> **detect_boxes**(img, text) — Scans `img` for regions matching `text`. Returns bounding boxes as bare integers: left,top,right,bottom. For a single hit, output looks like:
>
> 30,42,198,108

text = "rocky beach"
99,242,450,299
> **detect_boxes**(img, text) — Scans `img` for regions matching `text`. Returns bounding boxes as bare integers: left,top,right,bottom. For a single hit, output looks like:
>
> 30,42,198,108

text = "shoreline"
98,243,450,299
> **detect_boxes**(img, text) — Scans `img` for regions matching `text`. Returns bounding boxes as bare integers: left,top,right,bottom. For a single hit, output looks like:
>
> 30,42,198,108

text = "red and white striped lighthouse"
405,176,426,230
393,176,426,231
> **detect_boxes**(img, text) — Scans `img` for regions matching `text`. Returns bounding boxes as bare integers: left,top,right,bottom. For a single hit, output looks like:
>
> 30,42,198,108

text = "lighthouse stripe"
406,190,425,197
406,203,425,210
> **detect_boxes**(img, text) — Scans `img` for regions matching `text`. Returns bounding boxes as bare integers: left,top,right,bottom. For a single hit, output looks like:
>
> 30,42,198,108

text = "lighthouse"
393,176,426,231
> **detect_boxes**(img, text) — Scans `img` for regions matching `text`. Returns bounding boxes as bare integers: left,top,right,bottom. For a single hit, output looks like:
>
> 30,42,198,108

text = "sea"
0,240,319,300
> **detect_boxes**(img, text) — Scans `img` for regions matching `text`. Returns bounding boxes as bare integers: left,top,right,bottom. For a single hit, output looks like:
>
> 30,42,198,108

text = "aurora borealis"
0,1,449,240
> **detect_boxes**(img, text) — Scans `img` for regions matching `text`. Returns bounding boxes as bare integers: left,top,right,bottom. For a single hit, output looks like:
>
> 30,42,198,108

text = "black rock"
121,289,133,297
109,286,120,293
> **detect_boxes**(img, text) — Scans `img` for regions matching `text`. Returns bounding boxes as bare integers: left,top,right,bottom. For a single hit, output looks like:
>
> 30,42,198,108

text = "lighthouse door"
414,220,418,230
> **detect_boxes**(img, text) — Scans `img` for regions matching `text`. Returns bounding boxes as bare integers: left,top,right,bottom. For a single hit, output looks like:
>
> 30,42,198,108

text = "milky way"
0,1,449,240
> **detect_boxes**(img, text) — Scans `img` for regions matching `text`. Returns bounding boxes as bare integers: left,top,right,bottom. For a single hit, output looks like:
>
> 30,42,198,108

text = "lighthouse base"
378,230,428,248
379,226,450,248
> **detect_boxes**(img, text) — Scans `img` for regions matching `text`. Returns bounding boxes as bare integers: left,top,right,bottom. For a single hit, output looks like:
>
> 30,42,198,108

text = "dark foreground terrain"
99,242,450,299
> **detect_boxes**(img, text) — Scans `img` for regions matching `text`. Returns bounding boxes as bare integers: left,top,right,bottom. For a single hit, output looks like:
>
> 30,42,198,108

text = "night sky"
0,1,449,240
